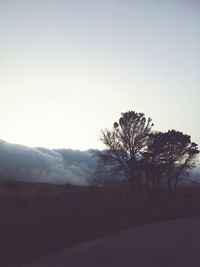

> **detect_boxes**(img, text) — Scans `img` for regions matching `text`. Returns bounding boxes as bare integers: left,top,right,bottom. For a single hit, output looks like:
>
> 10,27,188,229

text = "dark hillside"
1,181,200,266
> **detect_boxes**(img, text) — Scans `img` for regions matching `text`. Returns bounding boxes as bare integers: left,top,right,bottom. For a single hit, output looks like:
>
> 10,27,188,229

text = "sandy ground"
23,216,200,267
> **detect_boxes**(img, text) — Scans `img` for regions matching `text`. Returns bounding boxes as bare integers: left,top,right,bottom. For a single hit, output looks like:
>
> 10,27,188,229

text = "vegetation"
1,181,200,267
99,111,199,196
0,110,199,266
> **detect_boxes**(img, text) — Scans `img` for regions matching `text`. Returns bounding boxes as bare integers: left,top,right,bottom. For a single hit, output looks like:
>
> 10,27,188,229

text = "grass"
0,180,200,266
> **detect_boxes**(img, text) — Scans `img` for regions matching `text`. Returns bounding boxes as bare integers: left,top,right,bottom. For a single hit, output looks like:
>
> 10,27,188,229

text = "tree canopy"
99,111,199,196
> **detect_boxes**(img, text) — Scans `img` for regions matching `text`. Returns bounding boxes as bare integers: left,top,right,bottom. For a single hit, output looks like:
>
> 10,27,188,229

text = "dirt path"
23,216,200,267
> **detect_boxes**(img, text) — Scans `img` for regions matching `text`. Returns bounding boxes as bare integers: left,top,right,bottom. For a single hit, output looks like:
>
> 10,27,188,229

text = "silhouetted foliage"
145,130,199,196
98,111,153,195
99,111,199,197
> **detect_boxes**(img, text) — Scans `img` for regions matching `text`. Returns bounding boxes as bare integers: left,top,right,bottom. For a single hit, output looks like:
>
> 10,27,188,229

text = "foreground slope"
24,216,200,267
1,181,200,266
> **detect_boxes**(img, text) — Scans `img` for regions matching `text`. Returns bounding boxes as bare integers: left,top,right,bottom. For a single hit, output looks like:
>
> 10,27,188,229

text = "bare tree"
98,111,153,195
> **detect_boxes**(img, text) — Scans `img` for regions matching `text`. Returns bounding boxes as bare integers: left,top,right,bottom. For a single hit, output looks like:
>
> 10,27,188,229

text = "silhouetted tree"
99,110,199,197
98,111,153,195
146,130,199,196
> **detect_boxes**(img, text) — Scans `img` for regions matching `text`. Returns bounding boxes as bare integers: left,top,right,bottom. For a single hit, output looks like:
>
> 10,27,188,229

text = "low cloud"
0,140,199,186
0,140,98,185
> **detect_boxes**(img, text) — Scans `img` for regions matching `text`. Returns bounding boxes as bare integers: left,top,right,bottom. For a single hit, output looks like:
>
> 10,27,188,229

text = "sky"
0,0,199,150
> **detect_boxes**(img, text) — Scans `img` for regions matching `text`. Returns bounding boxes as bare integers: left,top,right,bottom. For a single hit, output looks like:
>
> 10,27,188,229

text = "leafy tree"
99,111,153,194
146,130,199,196
99,111,199,197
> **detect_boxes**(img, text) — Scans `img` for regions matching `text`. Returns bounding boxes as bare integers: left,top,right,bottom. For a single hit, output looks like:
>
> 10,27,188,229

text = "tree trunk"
167,177,172,197
173,178,179,198
152,176,156,192
129,178,135,196
156,174,160,192
145,172,150,192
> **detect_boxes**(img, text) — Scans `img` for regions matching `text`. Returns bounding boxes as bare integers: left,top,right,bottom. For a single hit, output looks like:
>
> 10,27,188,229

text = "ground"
0,181,200,266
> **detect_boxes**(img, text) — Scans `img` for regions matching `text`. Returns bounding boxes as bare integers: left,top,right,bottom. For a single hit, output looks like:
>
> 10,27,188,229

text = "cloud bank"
0,140,199,186
0,140,98,185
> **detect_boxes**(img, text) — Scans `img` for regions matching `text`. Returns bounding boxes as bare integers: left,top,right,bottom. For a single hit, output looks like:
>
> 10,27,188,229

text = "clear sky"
0,0,199,150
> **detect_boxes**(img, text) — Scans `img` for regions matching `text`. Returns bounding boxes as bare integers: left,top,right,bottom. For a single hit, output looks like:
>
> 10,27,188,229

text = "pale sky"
0,0,199,150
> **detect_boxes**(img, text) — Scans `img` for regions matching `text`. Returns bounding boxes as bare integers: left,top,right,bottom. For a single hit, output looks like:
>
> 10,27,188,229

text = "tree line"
98,111,199,196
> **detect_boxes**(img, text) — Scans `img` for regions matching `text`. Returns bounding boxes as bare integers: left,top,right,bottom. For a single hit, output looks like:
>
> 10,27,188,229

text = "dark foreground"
1,181,200,266
24,216,200,267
